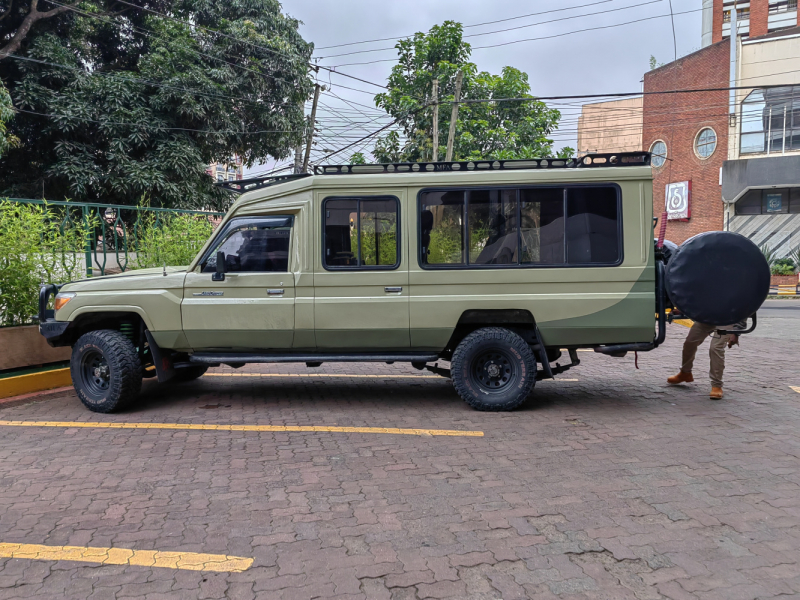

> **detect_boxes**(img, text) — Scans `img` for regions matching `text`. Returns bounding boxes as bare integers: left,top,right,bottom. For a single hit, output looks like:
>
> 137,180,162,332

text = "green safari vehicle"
38,152,763,413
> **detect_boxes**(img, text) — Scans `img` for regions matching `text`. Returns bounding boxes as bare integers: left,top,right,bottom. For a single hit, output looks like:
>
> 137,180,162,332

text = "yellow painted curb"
0,419,484,437
0,543,253,572
0,368,72,400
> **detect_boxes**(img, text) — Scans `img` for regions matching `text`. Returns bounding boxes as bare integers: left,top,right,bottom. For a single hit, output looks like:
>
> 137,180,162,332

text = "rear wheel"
451,327,536,411
71,329,142,413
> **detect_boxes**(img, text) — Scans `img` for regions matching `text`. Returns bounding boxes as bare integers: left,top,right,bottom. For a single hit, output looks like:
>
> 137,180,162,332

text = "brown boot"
710,387,724,400
667,371,694,384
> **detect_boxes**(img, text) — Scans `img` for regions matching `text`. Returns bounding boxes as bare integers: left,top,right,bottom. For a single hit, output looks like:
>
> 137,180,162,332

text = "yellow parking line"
0,420,483,437
0,543,252,572
790,386,800,394
204,373,440,379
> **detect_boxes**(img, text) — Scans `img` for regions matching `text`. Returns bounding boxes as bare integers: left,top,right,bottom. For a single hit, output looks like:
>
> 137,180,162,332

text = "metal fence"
6,198,225,277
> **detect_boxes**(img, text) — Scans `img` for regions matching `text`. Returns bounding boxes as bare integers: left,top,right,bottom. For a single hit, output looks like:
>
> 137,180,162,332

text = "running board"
189,352,440,365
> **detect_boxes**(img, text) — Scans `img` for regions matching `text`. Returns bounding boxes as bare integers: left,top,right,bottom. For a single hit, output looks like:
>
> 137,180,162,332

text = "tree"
0,83,17,156
348,151,366,164
373,21,572,163
0,0,313,209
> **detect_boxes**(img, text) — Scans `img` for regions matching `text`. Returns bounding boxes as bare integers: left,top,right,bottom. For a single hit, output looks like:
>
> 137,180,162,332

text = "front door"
182,216,295,350
314,193,410,349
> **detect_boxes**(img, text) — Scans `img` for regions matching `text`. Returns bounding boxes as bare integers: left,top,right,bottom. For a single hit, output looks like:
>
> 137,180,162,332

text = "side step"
189,352,440,365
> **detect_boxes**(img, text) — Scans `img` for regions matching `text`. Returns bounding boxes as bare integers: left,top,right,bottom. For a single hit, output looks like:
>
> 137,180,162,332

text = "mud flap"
144,330,176,383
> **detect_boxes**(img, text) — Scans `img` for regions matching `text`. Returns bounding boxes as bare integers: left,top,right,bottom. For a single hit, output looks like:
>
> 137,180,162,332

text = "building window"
769,0,797,13
418,186,621,269
740,86,800,155
695,128,717,159
735,188,800,214
723,7,750,22
650,140,667,168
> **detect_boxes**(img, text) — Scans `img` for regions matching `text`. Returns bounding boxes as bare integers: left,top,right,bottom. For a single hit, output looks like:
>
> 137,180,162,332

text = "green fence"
7,198,225,277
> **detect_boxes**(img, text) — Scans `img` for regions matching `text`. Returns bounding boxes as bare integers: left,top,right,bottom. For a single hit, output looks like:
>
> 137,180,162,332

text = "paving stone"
0,326,798,598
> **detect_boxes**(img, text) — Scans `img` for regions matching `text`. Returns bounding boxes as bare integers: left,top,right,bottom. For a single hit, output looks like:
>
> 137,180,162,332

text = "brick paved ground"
0,301,799,599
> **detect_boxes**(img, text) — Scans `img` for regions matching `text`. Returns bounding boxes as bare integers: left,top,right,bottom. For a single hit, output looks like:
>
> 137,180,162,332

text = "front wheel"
71,329,143,413
451,327,536,411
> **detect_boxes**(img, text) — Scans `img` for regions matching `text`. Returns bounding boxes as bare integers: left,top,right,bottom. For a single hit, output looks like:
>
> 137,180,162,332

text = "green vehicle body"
46,164,657,355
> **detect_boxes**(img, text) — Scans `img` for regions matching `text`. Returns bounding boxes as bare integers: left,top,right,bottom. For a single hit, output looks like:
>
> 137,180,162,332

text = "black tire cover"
665,231,770,326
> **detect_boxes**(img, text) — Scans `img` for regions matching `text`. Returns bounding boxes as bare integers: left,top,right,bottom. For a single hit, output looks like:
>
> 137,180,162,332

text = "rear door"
313,192,410,349
182,216,295,350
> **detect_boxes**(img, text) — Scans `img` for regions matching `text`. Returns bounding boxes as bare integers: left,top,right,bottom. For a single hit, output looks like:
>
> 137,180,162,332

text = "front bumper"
39,319,70,346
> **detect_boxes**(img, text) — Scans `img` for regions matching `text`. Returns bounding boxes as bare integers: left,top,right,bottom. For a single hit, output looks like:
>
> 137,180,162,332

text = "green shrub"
0,201,92,327
771,258,797,276
133,212,215,269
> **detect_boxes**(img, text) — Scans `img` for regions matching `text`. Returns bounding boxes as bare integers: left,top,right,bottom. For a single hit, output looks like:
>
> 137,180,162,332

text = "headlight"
54,292,76,311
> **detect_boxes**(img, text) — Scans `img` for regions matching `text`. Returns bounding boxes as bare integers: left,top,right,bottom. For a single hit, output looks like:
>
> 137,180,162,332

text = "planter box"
0,325,71,371
770,274,799,287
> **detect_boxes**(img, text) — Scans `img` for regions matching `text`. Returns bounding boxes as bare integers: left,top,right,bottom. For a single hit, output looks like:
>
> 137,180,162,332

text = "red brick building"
642,42,730,244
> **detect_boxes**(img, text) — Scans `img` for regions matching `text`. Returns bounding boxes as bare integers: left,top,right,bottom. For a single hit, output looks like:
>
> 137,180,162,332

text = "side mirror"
212,250,225,281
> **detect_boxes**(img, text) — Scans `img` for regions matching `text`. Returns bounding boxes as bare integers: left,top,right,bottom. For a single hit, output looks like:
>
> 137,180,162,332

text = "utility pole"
293,144,303,174
302,83,321,172
431,78,439,162
445,70,464,162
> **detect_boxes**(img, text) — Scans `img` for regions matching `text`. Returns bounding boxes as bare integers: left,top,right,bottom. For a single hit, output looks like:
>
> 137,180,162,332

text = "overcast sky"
248,0,702,176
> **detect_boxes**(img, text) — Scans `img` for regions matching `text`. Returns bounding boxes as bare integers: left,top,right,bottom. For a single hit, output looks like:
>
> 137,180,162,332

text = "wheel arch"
59,310,149,347
441,309,538,360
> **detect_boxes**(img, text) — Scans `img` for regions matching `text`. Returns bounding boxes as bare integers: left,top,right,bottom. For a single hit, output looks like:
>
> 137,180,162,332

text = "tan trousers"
680,322,732,388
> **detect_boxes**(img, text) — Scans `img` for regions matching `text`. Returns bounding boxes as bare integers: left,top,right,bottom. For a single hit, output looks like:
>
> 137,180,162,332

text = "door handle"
267,289,285,296
385,286,403,293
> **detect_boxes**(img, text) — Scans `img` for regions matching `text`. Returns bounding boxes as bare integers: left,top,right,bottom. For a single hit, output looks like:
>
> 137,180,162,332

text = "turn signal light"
54,293,76,311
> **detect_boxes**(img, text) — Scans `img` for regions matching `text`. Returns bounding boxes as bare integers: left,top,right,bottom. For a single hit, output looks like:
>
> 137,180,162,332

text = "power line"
108,0,388,91
324,6,704,67
315,0,616,49
317,0,662,59
14,108,300,135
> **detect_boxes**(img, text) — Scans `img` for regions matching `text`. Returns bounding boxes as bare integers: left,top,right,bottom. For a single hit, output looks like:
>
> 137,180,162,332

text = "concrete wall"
576,98,643,155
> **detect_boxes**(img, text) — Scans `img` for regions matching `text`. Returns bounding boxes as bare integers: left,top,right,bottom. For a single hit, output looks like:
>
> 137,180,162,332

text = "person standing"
667,322,741,399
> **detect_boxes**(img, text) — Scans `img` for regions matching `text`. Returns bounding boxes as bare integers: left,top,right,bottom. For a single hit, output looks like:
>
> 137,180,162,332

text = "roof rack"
216,152,651,194
313,152,651,175
216,172,311,193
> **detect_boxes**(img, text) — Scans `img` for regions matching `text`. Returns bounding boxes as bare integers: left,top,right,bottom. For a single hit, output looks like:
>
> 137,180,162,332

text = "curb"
0,368,72,400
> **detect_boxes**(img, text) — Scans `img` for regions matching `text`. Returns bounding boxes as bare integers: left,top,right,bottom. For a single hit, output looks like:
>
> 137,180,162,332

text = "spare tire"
665,231,770,326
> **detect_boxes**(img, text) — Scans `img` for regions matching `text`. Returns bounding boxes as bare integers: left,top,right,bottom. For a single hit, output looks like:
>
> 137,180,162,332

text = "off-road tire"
171,365,209,382
451,327,536,411
71,329,143,413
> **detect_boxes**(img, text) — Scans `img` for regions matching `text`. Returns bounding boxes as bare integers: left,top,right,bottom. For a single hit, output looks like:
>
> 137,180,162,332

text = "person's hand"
728,335,739,348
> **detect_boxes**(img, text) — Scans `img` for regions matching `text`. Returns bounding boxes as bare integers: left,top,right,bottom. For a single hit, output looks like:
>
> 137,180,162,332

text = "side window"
566,187,620,264
202,217,293,273
520,188,565,265
469,189,518,265
419,186,620,268
323,197,399,269
420,190,465,265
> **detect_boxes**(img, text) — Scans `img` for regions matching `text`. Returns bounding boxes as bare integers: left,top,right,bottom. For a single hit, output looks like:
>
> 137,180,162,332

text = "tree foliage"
0,0,313,209
373,21,573,163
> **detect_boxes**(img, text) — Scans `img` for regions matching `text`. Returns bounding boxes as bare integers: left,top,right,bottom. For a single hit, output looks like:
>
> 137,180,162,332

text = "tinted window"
324,197,399,269
420,190,465,265
203,217,292,273
520,188,565,264
735,188,800,214
566,187,620,264
468,189,518,265
419,186,620,268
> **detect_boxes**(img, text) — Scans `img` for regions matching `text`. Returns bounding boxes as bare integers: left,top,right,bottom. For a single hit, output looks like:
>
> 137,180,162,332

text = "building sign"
665,181,691,221
765,193,783,212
